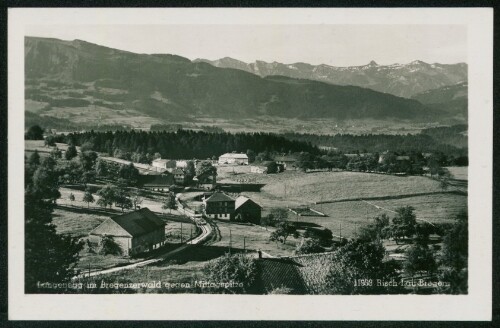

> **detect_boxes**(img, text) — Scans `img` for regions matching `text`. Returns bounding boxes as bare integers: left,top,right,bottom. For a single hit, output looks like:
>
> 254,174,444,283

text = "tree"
82,189,95,208
358,214,390,242
96,184,117,209
25,162,83,292
322,240,402,294
99,235,122,255
270,208,289,222
295,238,323,255
438,211,468,294
162,192,177,214
79,151,98,171
50,147,62,159
185,160,196,183
28,150,41,167
130,189,144,210
403,244,437,276
118,163,139,186
196,161,217,178
25,125,44,140
114,186,132,212
81,170,97,186
269,221,299,244
65,145,78,160
95,159,109,177
29,158,61,203
389,206,417,243
246,149,256,163
44,135,56,147
69,193,75,202
204,253,257,293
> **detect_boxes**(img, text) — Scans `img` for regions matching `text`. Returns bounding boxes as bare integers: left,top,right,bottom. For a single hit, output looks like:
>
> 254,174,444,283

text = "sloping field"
445,166,468,181
297,193,467,238
234,171,449,209
212,220,296,257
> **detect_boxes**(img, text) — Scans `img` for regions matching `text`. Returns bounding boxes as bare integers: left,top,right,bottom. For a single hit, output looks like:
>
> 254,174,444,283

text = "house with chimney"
88,208,166,256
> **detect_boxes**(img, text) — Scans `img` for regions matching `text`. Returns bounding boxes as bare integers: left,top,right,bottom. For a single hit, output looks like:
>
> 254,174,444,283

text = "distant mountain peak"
198,56,467,98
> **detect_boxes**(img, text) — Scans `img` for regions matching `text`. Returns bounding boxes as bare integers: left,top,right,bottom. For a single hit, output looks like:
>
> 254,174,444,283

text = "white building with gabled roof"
218,153,249,165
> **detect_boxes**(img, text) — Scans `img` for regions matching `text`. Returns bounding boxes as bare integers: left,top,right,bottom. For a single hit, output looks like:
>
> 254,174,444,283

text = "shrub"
99,235,122,256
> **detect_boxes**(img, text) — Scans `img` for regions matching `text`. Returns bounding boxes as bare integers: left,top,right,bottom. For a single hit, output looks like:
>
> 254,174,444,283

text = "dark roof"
90,208,164,237
235,196,261,210
139,174,175,187
253,252,336,294
205,191,234,203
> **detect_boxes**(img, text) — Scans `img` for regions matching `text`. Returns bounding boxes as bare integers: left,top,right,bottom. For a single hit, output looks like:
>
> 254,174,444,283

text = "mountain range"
24,37,466,128
194,57,467,99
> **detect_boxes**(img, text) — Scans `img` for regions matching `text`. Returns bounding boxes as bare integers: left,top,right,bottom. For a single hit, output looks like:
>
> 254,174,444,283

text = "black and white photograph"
7,7,493,321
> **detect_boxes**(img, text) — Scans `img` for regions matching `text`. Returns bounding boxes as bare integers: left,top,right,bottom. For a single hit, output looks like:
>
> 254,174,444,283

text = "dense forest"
283,125,467,157
64,129,320,160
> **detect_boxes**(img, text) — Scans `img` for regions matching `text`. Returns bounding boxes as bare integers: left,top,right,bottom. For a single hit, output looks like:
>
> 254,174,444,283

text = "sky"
26,24,467,66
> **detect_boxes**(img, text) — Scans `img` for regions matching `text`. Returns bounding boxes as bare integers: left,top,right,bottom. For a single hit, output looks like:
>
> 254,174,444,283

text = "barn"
218,153,249,165
234,196,262,223
88,208,166,256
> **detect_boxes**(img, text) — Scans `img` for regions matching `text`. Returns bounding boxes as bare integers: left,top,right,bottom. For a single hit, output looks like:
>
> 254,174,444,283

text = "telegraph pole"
229,229,232,254
339,223,342,241
180,222,183,243
243,236,246,253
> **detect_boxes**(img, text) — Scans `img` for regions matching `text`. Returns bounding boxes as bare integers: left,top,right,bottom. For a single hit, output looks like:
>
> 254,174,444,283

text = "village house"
274,155,297,170
88,208,166,256
218,153,249,165
138,173,175,192
202,191,235,220
172,168,187,185
234,196,262,223
151,158,176,172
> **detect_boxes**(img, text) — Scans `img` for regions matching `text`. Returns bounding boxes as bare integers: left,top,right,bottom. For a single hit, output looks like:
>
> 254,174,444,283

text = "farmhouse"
151,158,176,172
203,191,235,220
274,155,297,170
172,168,187,185
138,173,175,192
88,208,165,256
234,196,262,223
218,153,249,165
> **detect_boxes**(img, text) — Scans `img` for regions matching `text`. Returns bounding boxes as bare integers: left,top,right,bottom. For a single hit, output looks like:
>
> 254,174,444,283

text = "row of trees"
283,125,468,159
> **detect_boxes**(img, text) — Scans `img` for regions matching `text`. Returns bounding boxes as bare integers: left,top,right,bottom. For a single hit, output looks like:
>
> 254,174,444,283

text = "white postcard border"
8,7,493,321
